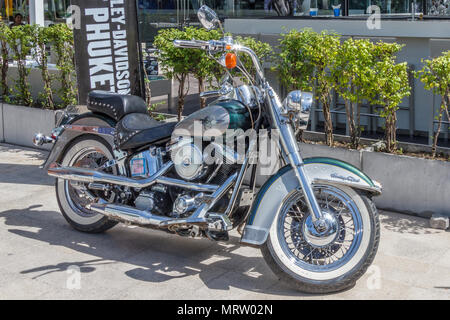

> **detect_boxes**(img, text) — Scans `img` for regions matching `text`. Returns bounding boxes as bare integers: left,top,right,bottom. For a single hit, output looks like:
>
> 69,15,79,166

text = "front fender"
240,157,382,246
42,113,116,170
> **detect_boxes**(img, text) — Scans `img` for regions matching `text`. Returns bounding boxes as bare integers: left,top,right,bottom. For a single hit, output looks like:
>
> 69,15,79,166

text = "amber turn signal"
225,52,237,69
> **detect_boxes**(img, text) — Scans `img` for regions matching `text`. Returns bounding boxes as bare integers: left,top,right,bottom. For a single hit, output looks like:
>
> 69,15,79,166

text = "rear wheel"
261,184,379,294
56,135,118,233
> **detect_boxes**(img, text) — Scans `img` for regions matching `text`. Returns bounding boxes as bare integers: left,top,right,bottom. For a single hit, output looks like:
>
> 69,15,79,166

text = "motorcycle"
33,5,381,293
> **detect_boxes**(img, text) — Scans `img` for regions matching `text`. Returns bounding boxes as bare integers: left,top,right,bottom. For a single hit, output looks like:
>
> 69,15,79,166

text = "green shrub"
0,23,11,100
7,24,34,106
46,23,77,108
417,51,450,157
31,25,55,109
276,28,340,146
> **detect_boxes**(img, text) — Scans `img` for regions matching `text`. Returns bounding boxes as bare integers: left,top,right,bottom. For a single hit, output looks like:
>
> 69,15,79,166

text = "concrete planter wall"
1,103,448,218
297,143,450,218
0,103,59,151
362,151,450,218
250,141,449,217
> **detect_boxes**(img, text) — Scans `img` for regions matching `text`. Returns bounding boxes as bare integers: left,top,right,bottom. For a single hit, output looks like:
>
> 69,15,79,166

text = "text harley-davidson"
34,6,382,293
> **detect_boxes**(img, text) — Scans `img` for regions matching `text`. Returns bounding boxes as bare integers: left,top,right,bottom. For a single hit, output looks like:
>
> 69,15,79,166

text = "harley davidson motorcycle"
33,6,381,293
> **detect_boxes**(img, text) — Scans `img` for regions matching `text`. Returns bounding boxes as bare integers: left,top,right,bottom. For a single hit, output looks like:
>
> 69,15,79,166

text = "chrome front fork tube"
267,87,323,222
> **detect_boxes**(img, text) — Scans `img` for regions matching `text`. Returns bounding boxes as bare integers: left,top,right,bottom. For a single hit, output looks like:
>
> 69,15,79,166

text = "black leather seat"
115,113,176,150
87,91,148,121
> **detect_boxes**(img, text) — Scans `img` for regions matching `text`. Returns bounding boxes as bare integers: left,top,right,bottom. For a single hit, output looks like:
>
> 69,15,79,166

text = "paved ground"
0,143,449,300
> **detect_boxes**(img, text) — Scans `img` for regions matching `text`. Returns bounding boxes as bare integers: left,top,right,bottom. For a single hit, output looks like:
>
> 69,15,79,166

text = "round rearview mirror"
198,5,220,30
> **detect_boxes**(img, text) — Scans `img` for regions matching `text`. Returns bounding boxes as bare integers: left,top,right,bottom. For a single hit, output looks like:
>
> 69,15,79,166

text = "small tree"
47,24,77,108
0,23,11,100
331,38,376,148
417,51,450,157
276,28,316,92
373,58,410,153
276,29,340,146
7,24,34,106
32,25,54,109
154,28,195,121
309,30,341,147
234,36,272,84
187,27,222,109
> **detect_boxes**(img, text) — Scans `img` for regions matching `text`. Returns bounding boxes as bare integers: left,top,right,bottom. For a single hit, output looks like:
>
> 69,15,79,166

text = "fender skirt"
241,157,382,246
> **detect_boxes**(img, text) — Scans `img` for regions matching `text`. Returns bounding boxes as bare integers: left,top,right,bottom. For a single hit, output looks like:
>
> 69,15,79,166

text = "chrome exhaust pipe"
89,202,172,226
47,161,219,193
48,161,173,187
89,172,238,229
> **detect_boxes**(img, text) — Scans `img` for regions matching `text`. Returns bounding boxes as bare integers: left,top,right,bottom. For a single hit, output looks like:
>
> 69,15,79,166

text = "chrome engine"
171,142,209,181
130,147,163,178
131,147,171,215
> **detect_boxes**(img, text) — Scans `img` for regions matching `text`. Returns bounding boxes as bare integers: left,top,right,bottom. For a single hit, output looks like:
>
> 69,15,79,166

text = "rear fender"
42,113,116,170
240,157,382,246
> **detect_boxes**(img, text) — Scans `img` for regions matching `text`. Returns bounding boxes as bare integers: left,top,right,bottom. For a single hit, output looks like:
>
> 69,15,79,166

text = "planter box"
254,142,450,218
6,64,63,104
298,142,362,169
2,103,59,151
362,151,450,218
0,102,3,142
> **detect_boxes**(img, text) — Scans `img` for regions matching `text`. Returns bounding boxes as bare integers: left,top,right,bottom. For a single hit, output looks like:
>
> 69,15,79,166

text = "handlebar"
173,40,211,49
173,38,265,84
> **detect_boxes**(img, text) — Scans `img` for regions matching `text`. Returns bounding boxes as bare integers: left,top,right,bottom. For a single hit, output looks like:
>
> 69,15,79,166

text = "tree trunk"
177,74,187,122
0,40,8,98
198,77,206,109
432,106,444,158
142,65,152,113
322,92,334,146
355,102,362,149
444,91,450,129
40,44,54,110
344,99,356,148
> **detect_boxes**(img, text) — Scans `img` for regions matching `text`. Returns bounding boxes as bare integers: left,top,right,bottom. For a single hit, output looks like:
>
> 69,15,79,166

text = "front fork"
266,86,324,224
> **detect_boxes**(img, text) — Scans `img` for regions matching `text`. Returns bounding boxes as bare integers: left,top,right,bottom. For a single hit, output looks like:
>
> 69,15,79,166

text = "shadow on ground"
0,163,54,186
0,204,318,297
379,211,442,235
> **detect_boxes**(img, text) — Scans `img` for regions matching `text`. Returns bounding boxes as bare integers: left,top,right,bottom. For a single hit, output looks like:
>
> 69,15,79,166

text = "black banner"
71,0,143,104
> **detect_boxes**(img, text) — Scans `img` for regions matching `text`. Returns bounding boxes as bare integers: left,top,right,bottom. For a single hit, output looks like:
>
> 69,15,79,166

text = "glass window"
428,0,450,15
44,0,70,23
137,0,279,43
349,0,425,14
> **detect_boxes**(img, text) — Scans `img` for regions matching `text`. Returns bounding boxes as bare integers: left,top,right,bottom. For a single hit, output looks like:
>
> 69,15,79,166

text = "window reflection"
44,0,71,22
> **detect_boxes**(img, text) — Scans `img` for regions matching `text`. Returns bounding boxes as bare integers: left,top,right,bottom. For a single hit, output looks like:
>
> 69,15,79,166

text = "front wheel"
261,184,380,294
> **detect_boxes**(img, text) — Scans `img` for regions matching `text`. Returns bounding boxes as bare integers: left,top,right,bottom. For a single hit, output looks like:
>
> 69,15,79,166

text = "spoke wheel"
65,148,115,217
56,136,118,233
278,186,363,273
262,184,380,294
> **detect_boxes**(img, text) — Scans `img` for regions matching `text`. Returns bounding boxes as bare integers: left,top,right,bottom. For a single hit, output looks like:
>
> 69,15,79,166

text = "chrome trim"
33,133,55,146
48,161,219,193
63,124,115,136
312,179,382,196
266,87,324,222
156,176,219,193
89,202,173,226
224,139,255,214
161,172,238,227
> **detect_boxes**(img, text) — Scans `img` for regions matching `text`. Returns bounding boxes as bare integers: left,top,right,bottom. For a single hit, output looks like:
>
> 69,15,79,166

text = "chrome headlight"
283,91,314,131
283,90,313,114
